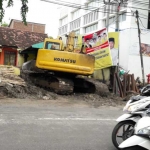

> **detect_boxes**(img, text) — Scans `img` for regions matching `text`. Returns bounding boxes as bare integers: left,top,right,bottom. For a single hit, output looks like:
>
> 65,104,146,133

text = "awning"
32,42,44,49
20,42,44,54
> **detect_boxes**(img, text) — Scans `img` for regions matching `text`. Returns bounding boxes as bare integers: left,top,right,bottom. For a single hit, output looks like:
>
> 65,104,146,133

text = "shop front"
0,47,18,66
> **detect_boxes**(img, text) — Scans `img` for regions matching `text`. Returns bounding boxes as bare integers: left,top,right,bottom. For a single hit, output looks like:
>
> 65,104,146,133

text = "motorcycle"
119,109,150,150
112,84,150,149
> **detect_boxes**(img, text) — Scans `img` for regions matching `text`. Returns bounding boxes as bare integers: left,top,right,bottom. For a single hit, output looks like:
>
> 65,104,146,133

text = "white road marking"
0,117,116,125
37,118,116,121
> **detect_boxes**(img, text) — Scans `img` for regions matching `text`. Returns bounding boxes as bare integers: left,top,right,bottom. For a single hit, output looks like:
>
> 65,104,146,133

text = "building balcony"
58,24,68,35
83,9,99,25
70,18,81,31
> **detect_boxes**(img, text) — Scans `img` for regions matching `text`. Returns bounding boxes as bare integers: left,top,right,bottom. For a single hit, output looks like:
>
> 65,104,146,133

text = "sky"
3,0,60,38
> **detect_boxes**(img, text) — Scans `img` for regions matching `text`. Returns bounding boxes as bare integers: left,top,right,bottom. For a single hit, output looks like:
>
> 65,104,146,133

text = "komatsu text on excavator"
21,32,101,94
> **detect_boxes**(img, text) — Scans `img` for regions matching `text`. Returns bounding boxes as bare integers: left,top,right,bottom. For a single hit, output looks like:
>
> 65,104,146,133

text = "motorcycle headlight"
124,105,139,112
137,127,150,138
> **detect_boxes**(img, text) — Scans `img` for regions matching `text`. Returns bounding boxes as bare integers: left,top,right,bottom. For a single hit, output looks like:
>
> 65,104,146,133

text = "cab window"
45,42,60,50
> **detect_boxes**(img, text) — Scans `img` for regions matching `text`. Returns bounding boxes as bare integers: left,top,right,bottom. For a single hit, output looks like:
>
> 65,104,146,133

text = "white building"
58,0,137,36
58,0,150,81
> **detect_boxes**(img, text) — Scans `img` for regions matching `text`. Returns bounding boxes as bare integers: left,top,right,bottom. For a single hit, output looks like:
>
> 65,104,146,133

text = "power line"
41,0,133,15
45,0,150,16
139,17,147,29
138,16,148,20
42,0,149,31
41,0,105,12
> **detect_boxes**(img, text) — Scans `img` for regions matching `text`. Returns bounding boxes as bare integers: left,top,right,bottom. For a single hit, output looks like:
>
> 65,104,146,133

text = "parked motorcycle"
112,96,150,149
119,110,150,150
112,84,150,149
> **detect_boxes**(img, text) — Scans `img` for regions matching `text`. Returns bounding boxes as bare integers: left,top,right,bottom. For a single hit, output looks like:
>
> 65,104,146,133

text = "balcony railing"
83,9,99,25
58,24,68,35
70,18,81,31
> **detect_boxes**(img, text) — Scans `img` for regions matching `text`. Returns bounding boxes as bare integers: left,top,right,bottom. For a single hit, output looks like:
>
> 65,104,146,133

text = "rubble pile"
0,66,125,106
0,66,56,99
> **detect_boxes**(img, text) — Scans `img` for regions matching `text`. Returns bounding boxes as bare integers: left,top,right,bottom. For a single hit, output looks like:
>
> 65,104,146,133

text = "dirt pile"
0,66,125,106
0,66,56,99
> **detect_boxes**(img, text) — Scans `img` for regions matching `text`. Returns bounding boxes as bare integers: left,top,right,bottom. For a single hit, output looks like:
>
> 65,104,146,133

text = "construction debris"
0,66,26,86
113,73,140,98
0,65,125,107
0,66,109,100
0,66,57,99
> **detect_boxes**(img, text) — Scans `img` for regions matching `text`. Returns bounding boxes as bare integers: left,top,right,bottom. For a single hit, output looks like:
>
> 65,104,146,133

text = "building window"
86,1,100,13
4,51,17,66
60,16,68,26
85,23,98,33
70,18,81,31
109,16,115,25
119,13,126,22
83,10,99,25
72,9,80,20
59,24,68,35
110,5,117,13
103,19,106,27
74,30,80,35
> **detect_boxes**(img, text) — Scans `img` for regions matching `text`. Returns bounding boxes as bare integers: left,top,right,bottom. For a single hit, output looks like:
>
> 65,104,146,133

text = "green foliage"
0,0,5,24
0,0,28,25
1,21,8,27
49,36,54,39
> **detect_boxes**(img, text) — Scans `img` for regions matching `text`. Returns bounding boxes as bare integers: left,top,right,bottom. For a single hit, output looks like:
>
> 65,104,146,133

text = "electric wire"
138,17,150,35
41,0,133,15
139,17,147,29
46,0,149,34
41,0,106,12
41,0,150,12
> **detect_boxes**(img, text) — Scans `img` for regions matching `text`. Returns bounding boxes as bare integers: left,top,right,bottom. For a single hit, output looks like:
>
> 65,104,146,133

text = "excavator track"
73,77,109,96
21,71,109,96
21,70,74,95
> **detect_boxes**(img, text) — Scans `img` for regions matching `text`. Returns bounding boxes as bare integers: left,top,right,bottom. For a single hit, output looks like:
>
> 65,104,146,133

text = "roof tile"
0,27,48,49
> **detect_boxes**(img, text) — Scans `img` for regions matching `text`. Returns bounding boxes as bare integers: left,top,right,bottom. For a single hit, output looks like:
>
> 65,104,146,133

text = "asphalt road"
0,99,123,150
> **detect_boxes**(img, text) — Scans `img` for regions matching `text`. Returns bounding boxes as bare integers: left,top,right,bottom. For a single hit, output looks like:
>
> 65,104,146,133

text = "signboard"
108,32,119,66
141,43,150,57
84,28,113,70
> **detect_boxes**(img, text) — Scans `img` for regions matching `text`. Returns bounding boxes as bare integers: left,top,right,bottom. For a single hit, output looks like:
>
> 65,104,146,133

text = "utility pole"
103,0,128,95
135,10,145,86
148,0,150,29
115,3,120,32
106,4,110,30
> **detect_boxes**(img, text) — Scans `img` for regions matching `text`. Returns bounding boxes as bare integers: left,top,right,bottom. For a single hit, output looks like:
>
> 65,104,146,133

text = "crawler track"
21,70,74,95
21,71,109,96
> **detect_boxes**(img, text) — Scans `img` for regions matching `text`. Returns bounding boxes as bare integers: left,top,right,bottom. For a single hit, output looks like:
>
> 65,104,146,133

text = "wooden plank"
131,74,136,91
115,73,123,97
135,80,140,93
123,74,127,97
127,74,131,91
113,73,116,94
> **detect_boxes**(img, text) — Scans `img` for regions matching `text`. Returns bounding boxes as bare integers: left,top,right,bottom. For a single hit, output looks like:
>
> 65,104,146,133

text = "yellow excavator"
21,32,101,94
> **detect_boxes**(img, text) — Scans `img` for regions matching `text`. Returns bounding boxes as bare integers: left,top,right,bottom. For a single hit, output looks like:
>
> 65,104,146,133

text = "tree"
0,0,28,25
1,21,8,27
48,36,53,39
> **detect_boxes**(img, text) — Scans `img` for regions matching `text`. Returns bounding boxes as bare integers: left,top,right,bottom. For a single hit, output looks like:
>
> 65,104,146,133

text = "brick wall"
9,20,45,33
32,24,45,33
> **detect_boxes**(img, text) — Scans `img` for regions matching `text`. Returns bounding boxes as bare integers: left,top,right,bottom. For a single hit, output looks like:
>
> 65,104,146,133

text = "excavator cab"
35,32,95,75
44,39,63,51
